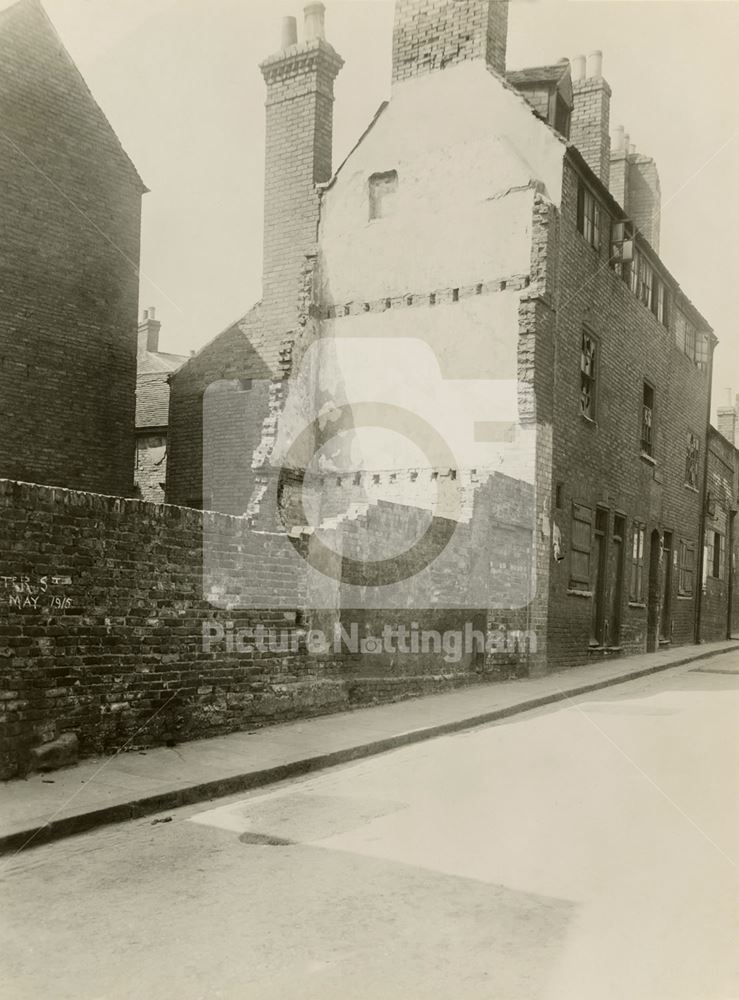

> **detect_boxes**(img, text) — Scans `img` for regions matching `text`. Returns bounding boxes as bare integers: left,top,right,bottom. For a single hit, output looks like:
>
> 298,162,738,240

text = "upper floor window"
580,330,597,420
577,182,601,249
641,382,655,457
685,432,700,489
651,278,668,326
369,170,398,220
705,530,725,581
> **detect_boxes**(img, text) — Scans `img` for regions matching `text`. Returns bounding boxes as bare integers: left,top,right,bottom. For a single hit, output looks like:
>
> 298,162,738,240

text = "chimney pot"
613,124,626,153
148,306,156,321
571,55,586,82
587,50,603,78
281,16,298,49
304,2,325,41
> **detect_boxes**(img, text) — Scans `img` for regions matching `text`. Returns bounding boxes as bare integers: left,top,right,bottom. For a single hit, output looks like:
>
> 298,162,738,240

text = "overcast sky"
10,0,739,412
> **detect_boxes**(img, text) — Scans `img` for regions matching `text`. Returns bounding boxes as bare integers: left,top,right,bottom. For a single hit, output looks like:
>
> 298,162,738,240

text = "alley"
1,656,737,1000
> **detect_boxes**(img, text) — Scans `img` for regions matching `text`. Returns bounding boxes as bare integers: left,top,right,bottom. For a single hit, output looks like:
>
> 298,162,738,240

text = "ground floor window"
570,504,593,589
678,540,695,596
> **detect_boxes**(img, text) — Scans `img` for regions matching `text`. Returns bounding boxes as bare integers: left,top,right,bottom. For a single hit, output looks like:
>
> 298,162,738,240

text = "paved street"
1,656,737,1000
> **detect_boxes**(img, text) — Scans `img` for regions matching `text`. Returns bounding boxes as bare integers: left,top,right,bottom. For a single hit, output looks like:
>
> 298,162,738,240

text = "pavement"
1,638,738,856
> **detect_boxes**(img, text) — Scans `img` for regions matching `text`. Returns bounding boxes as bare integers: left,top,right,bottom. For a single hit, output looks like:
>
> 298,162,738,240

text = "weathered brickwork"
0,478,337,779
545,158,712,668
392,0,508,83
0,0,144,497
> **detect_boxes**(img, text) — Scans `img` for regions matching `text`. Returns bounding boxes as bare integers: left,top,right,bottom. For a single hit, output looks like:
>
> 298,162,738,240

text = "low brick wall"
0,478,530,779
0,479,343,779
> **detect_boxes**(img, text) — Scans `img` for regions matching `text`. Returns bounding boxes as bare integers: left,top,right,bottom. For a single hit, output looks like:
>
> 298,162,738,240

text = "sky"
7,0,739,412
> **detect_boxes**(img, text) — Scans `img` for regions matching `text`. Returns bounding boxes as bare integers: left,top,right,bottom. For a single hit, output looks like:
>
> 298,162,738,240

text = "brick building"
167,0,718,674
0,0,145,496
134,308,186,503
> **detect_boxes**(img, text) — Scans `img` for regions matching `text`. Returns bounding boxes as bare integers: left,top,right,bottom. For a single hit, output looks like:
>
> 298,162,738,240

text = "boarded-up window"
570,503,593,588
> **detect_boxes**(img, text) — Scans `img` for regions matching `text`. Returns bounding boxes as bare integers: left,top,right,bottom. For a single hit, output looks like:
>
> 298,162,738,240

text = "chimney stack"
392,0,509,85
569,50,611,186
280,16,298,48
259,4,343,364
137,307,161,358
717,390,738,447
609,127,662,251
304,2,326,41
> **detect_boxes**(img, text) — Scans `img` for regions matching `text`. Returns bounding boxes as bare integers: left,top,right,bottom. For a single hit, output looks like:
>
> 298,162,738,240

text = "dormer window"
369,170,398,220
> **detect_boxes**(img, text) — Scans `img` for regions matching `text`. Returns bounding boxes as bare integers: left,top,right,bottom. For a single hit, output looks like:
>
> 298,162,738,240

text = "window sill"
628,601,646,609
640,451,656,466
580,413,597,427
684,483,699,493
567,587,592,598
677,594,694,601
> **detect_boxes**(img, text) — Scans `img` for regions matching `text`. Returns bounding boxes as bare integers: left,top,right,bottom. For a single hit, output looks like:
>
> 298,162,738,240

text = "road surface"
1,655,738,999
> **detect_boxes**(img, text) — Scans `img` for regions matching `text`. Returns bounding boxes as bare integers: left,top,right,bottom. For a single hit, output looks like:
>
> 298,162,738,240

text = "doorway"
647,528,662,652
660,531,673,643
591,508,609,645
608,514,626,646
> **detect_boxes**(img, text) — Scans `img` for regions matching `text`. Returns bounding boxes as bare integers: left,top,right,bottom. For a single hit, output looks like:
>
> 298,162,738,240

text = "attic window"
369,170,398,220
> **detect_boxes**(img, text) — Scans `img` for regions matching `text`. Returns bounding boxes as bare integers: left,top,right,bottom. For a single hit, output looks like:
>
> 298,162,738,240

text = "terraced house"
166,0,718,676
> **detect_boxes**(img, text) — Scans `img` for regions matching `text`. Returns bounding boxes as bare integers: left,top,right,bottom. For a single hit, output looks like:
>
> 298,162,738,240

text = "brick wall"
392,0,508,83
546,158,710,667
0,0,143,497
700,428,735,641
1,474,527,778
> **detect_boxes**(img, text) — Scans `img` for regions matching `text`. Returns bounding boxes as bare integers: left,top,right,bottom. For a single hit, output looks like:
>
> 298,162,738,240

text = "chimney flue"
586,49,603,78
304,2,325,41
281,16,298,49
612,124,625,153
571,55,585,82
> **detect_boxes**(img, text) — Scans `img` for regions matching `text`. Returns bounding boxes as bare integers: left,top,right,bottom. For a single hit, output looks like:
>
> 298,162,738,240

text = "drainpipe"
695,338,715,644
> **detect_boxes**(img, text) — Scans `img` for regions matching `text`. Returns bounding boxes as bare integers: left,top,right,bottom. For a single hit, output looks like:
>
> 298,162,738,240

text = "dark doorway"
647,529,662,652
608,514,626,646
591,508,609,645
660,531,673,644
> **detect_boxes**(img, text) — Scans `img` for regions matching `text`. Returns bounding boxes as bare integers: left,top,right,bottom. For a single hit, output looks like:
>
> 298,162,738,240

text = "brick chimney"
609,126,661,251
570,50,611,186
392,0,508,85
717,389,737,446
137,307,160,358
259,3,343,358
